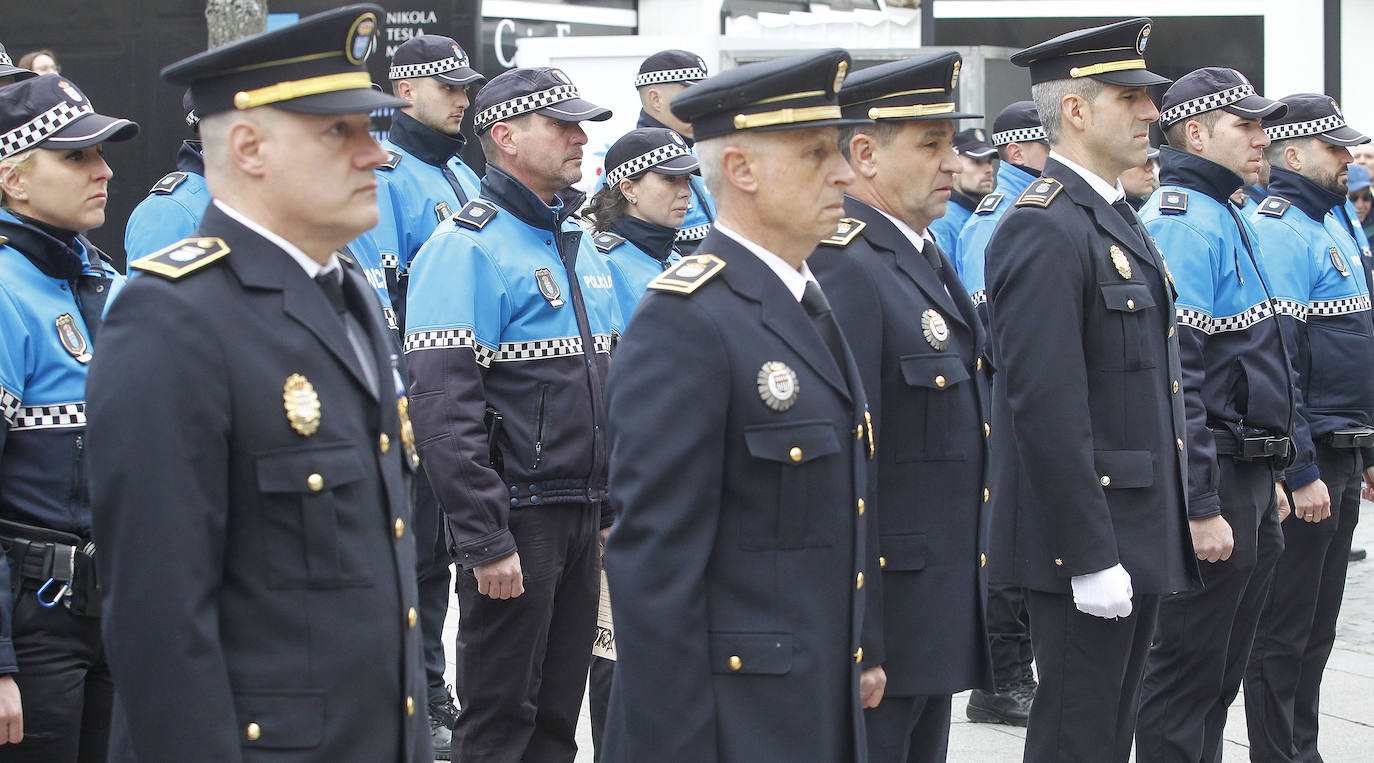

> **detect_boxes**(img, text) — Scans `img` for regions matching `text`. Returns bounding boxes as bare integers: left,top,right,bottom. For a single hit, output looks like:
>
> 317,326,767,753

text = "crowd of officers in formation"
0,4,1370,762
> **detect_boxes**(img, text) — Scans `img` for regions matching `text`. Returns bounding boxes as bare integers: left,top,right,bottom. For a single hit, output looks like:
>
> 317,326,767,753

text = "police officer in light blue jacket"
587,128,698,321
955,101,1049,320
1134,68,1295,763
403,66,621,762
1244,94,1374,763
929,127,996,258
0,73,137,758
370,34,484,332
124,91,208,260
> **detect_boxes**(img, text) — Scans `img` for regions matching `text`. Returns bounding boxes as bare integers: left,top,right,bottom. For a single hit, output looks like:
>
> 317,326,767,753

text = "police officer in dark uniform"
630,50,716,250
928,126,995,257
0,73,137,760
1133,67,1294,763
0,43,35,85
984,19,1199,762
602,48,877,763
1245,94,1374,763
403,66,619,763
87,7,431,760
808,51,992,763
364,35,486,756
124,91,208,260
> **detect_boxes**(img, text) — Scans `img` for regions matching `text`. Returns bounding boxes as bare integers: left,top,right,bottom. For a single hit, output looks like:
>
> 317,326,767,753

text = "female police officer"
0,73,137,759
587,127,700,323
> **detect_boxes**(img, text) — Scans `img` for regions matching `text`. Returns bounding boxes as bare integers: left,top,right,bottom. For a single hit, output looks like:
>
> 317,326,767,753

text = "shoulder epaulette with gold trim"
819,218,866,247
1015,178,1065,208
1258,196,1291,218
975,193,1004,215
453,200,498,230
379,150,402,170
0,235,8,247
130,237,230,280
646,253,725,294
593,231,626,253
150,171,188,195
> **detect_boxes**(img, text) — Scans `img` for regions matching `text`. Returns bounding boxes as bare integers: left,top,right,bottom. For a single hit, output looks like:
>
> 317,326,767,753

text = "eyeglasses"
1351,192,1373,203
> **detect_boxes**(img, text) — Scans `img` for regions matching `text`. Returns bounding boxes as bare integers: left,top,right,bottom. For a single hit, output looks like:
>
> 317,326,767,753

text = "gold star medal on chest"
55,314,92,364
1110,245,1132,280
283,373,321,437
920,309,950,351
757,361,799,412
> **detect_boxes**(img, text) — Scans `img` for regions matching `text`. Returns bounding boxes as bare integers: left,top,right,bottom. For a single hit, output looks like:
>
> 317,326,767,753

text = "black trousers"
588,655,613,762
1137,457,1283,763
986,582,1033,686
1023,589,1160,763
0,593,111,762
413,465,454,706
865,693,952,763
451,503,600,763
1245,445,1361,762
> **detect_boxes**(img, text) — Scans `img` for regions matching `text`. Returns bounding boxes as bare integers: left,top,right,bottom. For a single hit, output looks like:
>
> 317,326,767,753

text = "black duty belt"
0,518,98,616
1210,428,1292,462
1326,428,1374,449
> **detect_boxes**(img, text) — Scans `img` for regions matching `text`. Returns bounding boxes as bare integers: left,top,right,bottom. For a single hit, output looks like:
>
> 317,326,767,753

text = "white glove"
1070,563,1133,619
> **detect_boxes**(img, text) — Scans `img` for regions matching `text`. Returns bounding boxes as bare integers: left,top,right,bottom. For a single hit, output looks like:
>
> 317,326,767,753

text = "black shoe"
1352,546,1367,563
966,676,1034,727
429,692,460,761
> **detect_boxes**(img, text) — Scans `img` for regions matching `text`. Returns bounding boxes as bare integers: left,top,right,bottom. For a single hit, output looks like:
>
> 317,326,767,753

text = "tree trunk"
206,0,268,49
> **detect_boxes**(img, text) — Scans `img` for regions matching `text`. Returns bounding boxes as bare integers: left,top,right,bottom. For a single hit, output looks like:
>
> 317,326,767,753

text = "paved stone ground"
442,504,1374,761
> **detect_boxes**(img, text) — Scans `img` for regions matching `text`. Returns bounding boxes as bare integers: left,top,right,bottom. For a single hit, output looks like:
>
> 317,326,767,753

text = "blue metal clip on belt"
35,544,76,607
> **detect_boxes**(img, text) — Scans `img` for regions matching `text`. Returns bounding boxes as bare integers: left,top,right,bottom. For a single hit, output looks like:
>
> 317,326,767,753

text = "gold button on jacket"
245,723,261,741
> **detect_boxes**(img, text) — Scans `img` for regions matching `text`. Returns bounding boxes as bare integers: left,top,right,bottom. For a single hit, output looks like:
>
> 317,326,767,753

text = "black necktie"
1112,199,1148,246
315,272,349,319
801,280,847,372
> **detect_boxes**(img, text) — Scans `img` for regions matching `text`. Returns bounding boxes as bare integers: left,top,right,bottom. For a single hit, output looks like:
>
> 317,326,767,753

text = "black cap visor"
959,146,998,159
272,87,408,115
1093,68,1171,88
436,68,486,87
650,153,700,176
42,113,139,149
1224,95,1286,122
535,98,612,123
742,116,873,138
0,65,36,82
1315,125,1372,147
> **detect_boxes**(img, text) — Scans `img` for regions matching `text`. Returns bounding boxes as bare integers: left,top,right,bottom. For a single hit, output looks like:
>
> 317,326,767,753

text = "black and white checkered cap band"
991,126,1046,146
11,402,86,431
634,67,708,88
1159,84,1257,126
606,144,692,186
475,84,580,133
0,51,12,67
1266,114,1347,141
390,55,471,81
0,99,93,159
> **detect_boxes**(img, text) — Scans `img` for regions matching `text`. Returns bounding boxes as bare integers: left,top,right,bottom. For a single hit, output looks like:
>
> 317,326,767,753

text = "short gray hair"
694,137,725,197
1031,78,1105,144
